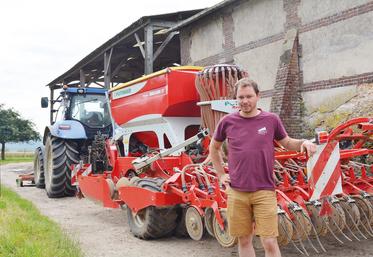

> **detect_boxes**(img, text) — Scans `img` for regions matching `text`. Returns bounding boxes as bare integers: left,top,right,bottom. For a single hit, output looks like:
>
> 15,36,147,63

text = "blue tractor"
34,86,112,198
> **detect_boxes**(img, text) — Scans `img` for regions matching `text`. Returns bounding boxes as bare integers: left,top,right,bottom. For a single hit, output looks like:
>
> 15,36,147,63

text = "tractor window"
70,94,111,128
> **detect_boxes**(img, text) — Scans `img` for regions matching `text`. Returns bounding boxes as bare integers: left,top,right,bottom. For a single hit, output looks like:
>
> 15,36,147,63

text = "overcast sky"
0,0,221,134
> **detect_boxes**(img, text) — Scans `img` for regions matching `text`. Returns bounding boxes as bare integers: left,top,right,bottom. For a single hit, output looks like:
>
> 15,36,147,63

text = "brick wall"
269,0,303,137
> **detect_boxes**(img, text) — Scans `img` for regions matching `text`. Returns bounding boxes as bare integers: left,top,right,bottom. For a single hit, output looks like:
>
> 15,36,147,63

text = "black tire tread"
45,137,80,198
127,178,178,239
33,147,45,188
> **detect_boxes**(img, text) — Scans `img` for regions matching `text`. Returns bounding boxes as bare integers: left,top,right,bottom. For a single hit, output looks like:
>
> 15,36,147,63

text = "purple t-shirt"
213,110,287,192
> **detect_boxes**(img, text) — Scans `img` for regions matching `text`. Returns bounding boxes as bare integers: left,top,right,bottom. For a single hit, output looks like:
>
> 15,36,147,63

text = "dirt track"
1,163,373,257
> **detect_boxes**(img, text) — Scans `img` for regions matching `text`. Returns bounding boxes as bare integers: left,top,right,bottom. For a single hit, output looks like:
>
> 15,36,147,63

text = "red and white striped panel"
307,140,343,201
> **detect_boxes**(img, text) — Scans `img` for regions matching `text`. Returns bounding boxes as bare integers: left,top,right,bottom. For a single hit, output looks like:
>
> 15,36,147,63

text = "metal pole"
104,49,113,89
80,69,85,87
50,87,54,125
144,24,153,75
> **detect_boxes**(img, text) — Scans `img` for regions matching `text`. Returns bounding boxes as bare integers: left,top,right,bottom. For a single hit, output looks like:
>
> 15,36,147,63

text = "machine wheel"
290,209,312,241
204,207,215,238
213,209,237,248
338,198,361,231
185,206,205,240
44,136,80,198
173,207,189,237
33,146,45,188
277,212,293,246
352,195,373,228
306,204,328,237
126,178,178,239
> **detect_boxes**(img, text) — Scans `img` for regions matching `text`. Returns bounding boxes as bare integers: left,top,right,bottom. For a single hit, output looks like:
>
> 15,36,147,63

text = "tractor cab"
41,87,112,141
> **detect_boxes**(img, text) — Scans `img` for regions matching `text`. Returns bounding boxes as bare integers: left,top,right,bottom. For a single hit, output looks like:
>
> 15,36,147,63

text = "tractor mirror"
41,97,49,108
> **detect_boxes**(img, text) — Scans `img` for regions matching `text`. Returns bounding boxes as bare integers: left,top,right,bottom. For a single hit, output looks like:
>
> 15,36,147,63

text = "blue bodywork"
46,120,88,141
65,87,107,95
43,87,109,144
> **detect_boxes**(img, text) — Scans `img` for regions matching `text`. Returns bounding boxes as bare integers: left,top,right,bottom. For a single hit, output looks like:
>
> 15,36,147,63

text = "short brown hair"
234,78,259,98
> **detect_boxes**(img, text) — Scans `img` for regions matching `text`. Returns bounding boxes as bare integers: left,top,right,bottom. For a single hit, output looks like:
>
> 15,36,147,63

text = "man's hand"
301,140,317,157
219,173,231,186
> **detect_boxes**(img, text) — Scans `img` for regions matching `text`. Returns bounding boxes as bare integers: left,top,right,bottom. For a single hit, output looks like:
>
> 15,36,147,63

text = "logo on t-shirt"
257,127,267,135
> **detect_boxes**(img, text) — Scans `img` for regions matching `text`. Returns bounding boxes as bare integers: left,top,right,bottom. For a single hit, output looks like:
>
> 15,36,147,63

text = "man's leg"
226,188,254,257
260,237,281,257
238,233,256,257
252,190,281,257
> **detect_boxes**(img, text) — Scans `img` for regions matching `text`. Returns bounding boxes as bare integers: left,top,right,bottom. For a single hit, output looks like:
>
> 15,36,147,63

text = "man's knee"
238,234,253,248
261,237,279,253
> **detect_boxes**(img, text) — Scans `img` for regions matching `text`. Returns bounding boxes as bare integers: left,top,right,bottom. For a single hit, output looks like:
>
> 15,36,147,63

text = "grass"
0,152,34,165
0,186,84,257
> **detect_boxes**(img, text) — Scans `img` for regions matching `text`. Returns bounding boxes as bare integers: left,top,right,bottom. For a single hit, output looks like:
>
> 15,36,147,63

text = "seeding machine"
34,64,372,254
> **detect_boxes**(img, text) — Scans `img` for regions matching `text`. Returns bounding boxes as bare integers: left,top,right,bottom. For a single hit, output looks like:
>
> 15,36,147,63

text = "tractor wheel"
126,178,178,239
44,136,80,198
33,146,45,188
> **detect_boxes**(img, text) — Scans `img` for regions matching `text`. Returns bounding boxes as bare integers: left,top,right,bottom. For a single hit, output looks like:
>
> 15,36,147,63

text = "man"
209,78,316,257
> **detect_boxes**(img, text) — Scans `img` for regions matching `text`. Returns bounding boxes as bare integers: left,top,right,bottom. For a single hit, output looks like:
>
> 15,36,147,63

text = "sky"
0,0,221,135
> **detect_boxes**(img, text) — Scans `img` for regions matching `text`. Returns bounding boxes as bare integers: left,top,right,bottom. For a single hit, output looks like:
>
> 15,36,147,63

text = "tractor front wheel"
44,136,80,198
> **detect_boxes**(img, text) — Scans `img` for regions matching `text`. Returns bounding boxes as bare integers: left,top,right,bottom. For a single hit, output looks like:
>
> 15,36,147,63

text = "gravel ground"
1,163,373,257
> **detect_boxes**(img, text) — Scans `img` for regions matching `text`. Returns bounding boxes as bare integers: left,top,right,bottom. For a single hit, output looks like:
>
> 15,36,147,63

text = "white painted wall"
258,97,272,111
232,0,286,46
302,86,357,114
300,12,373,83
234,40,283,91
190,17,224,62
299,0,371,24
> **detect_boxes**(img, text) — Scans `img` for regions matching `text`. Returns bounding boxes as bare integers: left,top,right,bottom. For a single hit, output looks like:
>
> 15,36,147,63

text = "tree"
0,104,40,160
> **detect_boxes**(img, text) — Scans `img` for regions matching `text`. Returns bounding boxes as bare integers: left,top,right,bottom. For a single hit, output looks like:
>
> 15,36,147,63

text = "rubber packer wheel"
33,146,45,188
213,209,237,248
126,178,178,239
44,136,79,198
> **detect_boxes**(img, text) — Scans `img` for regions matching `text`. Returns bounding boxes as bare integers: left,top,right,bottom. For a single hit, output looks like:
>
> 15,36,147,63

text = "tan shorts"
227,188,278,238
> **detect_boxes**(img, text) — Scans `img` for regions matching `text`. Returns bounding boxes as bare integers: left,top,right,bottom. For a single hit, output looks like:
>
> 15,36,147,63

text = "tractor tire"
33,146,45,188
44,136,80,198
173,207,189,237
126,178,178,239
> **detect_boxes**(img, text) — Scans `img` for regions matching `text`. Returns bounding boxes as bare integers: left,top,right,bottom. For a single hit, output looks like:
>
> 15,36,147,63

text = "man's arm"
209,138,230,185
278,136,317,156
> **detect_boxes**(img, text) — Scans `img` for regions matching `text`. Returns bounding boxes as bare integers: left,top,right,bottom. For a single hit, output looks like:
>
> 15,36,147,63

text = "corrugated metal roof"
47,9,202,89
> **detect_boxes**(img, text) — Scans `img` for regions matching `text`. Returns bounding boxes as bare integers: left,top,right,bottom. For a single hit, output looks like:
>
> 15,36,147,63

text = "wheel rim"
213,209,237,248
185,206,204,240
133,209,146,227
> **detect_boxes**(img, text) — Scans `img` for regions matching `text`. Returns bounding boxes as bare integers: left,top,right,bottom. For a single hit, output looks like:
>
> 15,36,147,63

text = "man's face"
236,86,259,114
